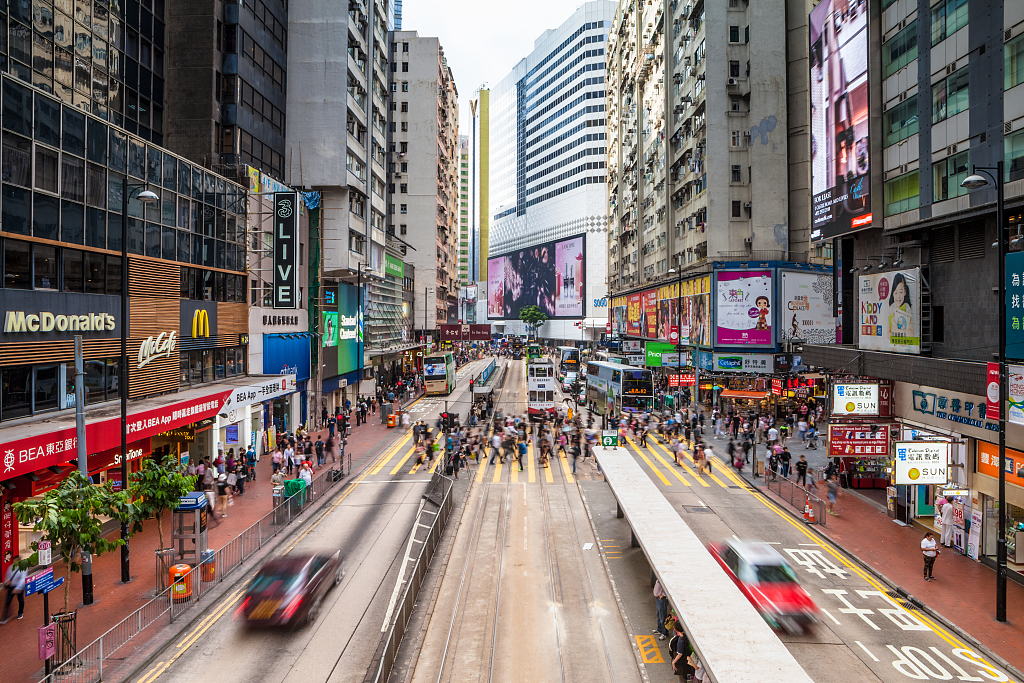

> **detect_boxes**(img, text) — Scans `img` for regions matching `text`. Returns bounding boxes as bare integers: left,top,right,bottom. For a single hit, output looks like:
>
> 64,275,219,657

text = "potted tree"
13,470,137,666
129,453,197,593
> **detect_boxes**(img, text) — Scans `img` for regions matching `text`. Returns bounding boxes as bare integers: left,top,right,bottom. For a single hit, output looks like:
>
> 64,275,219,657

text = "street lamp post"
119,181,158,584
961,162,1007,623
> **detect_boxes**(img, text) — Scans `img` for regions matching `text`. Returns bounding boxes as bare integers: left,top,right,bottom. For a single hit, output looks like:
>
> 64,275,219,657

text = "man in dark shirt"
796,454,809,486
779,448,792,479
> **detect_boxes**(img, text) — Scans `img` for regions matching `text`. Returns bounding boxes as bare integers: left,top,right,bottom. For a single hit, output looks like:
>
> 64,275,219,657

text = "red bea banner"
1,496,15,577
668,374,695,387
828,424,890,458
0,392,230,480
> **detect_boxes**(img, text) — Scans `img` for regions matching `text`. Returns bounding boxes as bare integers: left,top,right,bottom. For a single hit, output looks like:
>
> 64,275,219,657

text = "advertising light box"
894,441,949,485
486,234,585,319
832,383,879,415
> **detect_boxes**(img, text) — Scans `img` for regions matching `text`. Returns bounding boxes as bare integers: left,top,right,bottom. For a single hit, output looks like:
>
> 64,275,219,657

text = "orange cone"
803,496,816,524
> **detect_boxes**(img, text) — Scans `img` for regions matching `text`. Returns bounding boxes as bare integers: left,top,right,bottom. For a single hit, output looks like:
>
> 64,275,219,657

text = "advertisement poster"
809,0,872,241
554,236,584,316
831,383,879,415
680,276,711,346
827,425,889,457
968,505,983,560
715,270,773,347
988,362,1001,421
337,284,362,376
322,311,338,347
976,441,1024,482
486,234,585,319
1007,252,1024,358
780,271,836,344
626,293,643,335
1009,365,1024,426
487,256,506,318
656,283,678,342
610,297,628,336
859,268,921,354
644,290,659,338
894,442,949,485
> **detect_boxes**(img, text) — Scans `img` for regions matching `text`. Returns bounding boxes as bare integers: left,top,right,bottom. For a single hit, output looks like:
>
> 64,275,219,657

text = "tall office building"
164,0,287,180
458,135,470,287
389,31,459,336
486,2,616,343
605,0,792,296
469,88,490,286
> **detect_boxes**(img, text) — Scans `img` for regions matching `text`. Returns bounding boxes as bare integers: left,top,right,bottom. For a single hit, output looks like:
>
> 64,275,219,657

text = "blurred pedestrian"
216,473,229,517
0,556,26,623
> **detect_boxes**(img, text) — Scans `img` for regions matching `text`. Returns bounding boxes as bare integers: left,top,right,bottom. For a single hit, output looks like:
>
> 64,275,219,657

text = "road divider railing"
763,472,828,526
38,462,350,683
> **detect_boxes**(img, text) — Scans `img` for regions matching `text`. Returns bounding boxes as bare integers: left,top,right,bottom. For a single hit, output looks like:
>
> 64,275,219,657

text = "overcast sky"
402,0,590,130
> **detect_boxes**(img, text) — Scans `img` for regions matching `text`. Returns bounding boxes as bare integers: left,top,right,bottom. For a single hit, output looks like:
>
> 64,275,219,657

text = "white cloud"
401,0,590,129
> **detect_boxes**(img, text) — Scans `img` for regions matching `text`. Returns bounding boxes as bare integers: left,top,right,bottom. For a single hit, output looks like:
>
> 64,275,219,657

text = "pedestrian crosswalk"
358,432,602,484
619,433,752,492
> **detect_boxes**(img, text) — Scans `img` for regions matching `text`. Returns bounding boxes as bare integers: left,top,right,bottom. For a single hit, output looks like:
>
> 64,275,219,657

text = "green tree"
518,305,548,339
129,454,197,552
13,470,138,614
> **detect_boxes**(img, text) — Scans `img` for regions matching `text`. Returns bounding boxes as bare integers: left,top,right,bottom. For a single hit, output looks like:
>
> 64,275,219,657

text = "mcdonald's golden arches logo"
192,309,210,337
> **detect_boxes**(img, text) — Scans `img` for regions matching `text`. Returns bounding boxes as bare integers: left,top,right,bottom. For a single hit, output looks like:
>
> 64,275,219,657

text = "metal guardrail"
38,463,348,683
763,473,827,526
365,472,455,683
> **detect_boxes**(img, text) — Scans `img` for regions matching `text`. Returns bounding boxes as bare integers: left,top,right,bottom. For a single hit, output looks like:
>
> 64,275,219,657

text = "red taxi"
236,551,343,628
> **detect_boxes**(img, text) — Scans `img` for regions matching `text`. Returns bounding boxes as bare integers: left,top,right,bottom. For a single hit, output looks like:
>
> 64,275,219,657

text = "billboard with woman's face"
486,235,586,319
858,267,921,354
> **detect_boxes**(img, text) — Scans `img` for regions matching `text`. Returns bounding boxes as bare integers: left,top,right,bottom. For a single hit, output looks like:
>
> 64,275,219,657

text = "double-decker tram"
585,361,655,416
423,351,456,394
527,356,557,420
526,343,543,359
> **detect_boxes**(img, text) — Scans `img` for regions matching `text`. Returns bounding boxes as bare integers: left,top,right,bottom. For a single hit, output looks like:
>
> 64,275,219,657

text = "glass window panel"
201,349,213,382
1008,33,1024,91
215,239,225,269
884,96,919,147
106,170,124,210
84,249,104,293
179,352,190,386
85,206,104,247
2,184,32,235
145,144,160,184
177,196,190,229
883,171,920,216
176,229,189,262
92,36,106,70
98,124,119,170
3,79,32,136
202,235,215,267
106,254,121,295
33,243,57,289
214,348,225,379
60,152,84,200
203,171,215,203
104,357,120,399
1008,130,1024,183
933,150,970,202
85,162,104,207
202,204,214,235
2,365,33,420
83,359,105,403
144,186,159,222
215,209,225,239
127,216,144,254
3,133,32,186
91,68,107,106
145,221,160,257
53,11,71,50
61,200,83,243
61,107,84,154
33,31,53,78
92,1,107,39
226,241,235,270
3,238,31,288
34,144,59,192
73,22,90,60
177,160,190,195
33,192,59,238
161,152,174,189
74,0,90,26
33,365,59,412
161,192,174,225
34,94,61,146
190,233,201,264
107,211,122,252
34,3,55,37
161,225,174,260
73,56,89,93
10,21,32,65
54,47,72,87
127,135,144,177
63,248,83,291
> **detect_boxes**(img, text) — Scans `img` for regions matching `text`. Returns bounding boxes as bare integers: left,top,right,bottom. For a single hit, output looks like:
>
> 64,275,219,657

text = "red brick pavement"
0,392,422,683
760,480,1024,676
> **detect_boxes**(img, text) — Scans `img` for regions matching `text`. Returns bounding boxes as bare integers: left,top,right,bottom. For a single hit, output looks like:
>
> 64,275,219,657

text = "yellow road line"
558,450,575,483
388,440,418,475
528,443,537,483
371,432,412,475
511,461,519,483
635,635,666,663
476,456,489,482
623,436,670,486
544,452,555,483
493,455,504,482
649,439,708,486
642,439,692,486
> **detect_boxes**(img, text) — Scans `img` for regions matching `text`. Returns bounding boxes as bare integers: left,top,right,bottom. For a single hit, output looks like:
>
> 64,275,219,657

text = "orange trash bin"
201,550,216,582
170,564,192,601
387,413,397,427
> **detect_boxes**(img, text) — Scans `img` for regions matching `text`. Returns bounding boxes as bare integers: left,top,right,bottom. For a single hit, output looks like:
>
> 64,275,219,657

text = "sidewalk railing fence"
364,472,455,683
38,462,348,683
763,472,828,526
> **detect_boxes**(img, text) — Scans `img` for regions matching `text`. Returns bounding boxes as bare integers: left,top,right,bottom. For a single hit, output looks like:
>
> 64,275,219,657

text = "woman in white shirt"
920,531,939,581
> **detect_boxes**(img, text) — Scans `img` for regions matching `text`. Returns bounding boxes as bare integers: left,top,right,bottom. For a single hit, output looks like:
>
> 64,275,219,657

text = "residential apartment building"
606,0,792,297
798,0,1024,571
164,0,287,180
390,31,459,335
0,1,262,579
486,2,616,343
458,135,471,287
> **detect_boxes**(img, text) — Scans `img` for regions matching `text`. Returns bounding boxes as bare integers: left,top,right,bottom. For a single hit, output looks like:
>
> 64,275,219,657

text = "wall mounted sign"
894,441,949,485
827,424,890,457
831,383,879,416
714,270,774,347
273,191,298,309
137,331,177,369
711,353,774,373
896,382,998,440
261,315,301,326
0,291,122,342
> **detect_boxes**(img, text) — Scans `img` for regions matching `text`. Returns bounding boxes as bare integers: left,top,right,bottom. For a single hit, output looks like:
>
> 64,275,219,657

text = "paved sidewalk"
1,396,420,683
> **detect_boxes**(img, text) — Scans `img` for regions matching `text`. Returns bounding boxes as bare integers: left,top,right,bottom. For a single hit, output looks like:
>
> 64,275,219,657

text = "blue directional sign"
25,568,64,596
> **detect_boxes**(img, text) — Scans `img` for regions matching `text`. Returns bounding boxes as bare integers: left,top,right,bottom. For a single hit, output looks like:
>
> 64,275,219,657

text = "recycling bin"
387,413,397,427
170,564,192,601
201,550,216,582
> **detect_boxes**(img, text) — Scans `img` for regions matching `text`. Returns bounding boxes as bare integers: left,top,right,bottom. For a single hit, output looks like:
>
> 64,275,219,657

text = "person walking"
653,579,670,641
315,436,325,468
0,556,26,623
216,473,230,517
795,454,809,487
940,498,956,547
779,447,792,479
921,531,939,581
825,474,839,516
517,438,527,472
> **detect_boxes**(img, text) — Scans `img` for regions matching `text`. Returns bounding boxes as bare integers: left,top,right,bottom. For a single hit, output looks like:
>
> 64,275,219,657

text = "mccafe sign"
137,331,177,369
1,291,122,342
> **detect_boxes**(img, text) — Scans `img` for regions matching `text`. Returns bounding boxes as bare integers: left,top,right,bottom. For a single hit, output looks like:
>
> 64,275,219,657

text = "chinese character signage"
1009,365,1024,426
859,268,921,354
831,383,879,416
712,353,773,373
894,441,949,485
273,192,298,309
897,382,999,440
1007,252,1024,359
976,441,1024,483
828,425,889,457
714,270,774,347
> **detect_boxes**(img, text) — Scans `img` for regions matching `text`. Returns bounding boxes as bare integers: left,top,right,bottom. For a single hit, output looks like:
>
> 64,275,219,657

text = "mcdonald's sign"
180,301,218,340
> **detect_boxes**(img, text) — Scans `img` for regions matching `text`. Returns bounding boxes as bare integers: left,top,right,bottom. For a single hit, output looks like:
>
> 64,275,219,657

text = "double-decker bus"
423,351,456,395
511,336,525,359
585,361,655,415
527,357,557,420
594,350,627,365
556,345,581,380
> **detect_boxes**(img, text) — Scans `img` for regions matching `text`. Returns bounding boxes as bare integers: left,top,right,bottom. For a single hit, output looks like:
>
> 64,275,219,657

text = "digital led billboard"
486,234,585,319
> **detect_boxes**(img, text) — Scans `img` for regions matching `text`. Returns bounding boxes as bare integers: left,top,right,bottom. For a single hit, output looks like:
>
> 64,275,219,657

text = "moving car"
707,539,817,634
561,372,578,391
236,551,344,628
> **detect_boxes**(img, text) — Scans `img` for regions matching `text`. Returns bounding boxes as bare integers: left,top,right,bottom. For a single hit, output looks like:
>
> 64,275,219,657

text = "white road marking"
381,498,425,632
820,608,841,625
583,542,594,551
855,641,878,662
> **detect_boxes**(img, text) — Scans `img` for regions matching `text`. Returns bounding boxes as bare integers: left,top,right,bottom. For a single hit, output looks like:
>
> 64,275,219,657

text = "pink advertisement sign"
715,270,773,346
487,256,505,318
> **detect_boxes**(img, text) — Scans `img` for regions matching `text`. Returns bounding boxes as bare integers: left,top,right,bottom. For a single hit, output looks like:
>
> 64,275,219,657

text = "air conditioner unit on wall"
727,78,739,86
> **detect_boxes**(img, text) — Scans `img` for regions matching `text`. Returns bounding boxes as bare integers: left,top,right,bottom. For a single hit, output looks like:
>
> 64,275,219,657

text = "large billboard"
486,234,585,319
337,284,362,375
858,268,920,354
714,270,774,347
809,0,871,241
780,271,836,344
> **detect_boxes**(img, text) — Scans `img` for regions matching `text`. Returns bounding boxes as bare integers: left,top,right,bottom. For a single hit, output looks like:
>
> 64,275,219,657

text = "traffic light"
469,378,475,392
682,388,691,405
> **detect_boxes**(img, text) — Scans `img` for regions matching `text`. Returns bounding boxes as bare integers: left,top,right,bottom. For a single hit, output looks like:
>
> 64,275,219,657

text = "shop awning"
719,390,769,400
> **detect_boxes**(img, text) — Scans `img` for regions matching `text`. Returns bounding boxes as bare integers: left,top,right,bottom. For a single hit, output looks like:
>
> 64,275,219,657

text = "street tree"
129,453,197,552
518,305,548,339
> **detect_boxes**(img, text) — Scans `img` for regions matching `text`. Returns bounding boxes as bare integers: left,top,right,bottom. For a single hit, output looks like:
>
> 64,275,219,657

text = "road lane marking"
381,498,425,632
623,437,670,486
372,432,412,474
856,641,879,662
643,440,693,486
649,438,709,486
635,635,665,663
821,608,842,625
528,443,537,483
388,439,419,475
558,450,575,483
493,456,504,482
476,457,489,482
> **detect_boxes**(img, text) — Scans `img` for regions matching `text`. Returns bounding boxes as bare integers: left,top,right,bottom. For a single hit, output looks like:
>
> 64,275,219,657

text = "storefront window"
214,348,226,379
1,365,32,420
33,364,59,412
180,353,191,387
225,349,236,376
106,358,121,399
189,350,202,385
202,349,213,382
